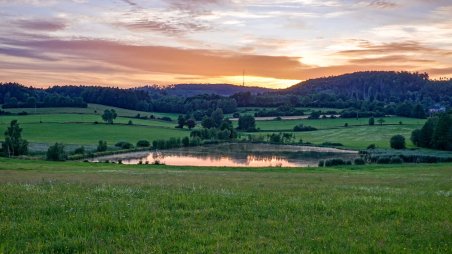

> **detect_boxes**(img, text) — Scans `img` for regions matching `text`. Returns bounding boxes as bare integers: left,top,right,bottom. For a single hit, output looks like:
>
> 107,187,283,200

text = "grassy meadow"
235,116,425,149
3,103,179,119
0,107,188,148
0,158,451,253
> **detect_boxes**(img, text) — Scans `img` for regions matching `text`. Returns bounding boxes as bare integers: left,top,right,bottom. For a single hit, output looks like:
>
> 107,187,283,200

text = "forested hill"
284,71,452,103
137,84,273,97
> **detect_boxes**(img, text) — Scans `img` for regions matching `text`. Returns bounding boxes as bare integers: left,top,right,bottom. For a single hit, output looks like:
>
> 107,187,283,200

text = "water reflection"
92,143,358,168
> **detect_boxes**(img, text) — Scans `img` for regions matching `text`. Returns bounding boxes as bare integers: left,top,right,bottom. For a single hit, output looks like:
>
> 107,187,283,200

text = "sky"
0,0,451,89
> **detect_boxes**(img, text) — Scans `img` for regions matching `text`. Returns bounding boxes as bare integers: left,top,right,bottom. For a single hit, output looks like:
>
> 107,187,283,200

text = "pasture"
0,113,188,148
1,107,427,151
0,158,451,253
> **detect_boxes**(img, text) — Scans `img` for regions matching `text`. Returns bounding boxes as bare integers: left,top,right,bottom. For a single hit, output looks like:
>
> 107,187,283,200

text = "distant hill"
284,71,452,103
137,84,273,97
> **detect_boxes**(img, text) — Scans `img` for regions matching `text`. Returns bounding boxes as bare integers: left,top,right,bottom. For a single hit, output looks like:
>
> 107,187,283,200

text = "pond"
91,143,359,168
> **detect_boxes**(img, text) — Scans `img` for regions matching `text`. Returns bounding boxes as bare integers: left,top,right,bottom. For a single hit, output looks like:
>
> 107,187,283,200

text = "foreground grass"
0,158,451,253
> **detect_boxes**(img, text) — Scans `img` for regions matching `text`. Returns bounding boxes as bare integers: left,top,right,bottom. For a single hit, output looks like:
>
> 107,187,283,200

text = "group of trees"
411,113,452,150
1,120,28,157
1,83,87,108
189,108,239,141
177,115,196,129
3,71,448,120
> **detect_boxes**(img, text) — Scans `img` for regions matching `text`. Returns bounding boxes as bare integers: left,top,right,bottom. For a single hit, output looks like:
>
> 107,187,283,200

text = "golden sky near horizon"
0,0,452,88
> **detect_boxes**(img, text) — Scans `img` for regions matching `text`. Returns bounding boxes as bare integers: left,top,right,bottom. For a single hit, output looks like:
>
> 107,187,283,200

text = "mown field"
0,105,427,150
0,109,188,148
3,103,179,119
0,158,451,253
251,117,425,131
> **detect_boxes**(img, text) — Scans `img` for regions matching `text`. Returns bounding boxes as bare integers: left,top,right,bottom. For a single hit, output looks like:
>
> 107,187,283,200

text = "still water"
91,143,359,168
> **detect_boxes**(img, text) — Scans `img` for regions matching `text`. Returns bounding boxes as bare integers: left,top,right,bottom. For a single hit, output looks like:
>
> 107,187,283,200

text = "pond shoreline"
89,143,359,168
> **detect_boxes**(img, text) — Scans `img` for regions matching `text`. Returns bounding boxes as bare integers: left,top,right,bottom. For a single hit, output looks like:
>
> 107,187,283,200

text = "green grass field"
0,113,189,147
0,158,451,253
236,117,425,149
257,125,420,149
0,111,426,150
3,103,179,119
252,117,425,131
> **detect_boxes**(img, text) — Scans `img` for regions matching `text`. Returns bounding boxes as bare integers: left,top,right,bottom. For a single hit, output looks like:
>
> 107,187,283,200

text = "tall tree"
2,120,28,157
211,108,224,128
101,109,117,124
431,113,451,150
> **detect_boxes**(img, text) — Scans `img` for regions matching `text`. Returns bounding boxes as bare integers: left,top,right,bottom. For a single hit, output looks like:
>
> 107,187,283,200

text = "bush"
46,143,67,161
376,157,391,164
390,135,406,149
390,156,403,164
354,158,366,165
115,141,134,149
293,124,317,132
324,158,347,167
136,140,150,147
97,140,107,152
128,120,133,125
159,116,172,122
182,137,190,147
318,160,325,167
367,144,376,149
321,142,343,147
73,146,85,155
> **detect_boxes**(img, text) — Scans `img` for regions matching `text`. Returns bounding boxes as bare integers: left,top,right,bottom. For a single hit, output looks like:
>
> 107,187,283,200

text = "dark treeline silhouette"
1,71,451,116
284,71,452,108
0,83,86,108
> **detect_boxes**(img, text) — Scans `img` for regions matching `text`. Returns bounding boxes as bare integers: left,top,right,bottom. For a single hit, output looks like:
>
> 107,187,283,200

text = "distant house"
429,104,446,115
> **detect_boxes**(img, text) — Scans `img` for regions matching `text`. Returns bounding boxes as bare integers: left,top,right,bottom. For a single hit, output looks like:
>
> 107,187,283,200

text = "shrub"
390,135,406,149
344,123,349,127
376,157,391,164
160,116,172,122
354,158,366,165
127,120,133,125
136,140,150,147
182,137,190,147
237,115,257,132
321,142,343,147
324,158,347,167
46,143,67,161
293,124,317,132
367,144,376,149
73,146,85,155
318,160,325,167
308,111,321,119
390,156,403,164
97,140,107,152
368,117,375,126
115,141,134,149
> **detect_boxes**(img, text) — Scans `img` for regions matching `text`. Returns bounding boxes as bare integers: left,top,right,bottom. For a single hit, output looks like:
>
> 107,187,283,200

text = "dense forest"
1,71,451,116
285,71,452,107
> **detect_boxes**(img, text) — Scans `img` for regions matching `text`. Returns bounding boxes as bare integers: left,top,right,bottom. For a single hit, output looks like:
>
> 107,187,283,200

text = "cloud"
0,37,309,80
366,0,398,9
118,18,208,35
14,19,67,31
337,41,438,56
348,55,435,64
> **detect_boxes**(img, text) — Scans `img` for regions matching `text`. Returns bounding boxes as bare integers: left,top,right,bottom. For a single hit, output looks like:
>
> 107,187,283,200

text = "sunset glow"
1,0,452,88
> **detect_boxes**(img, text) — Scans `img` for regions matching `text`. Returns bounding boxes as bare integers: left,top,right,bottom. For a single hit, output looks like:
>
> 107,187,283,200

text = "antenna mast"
242,69,245,86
